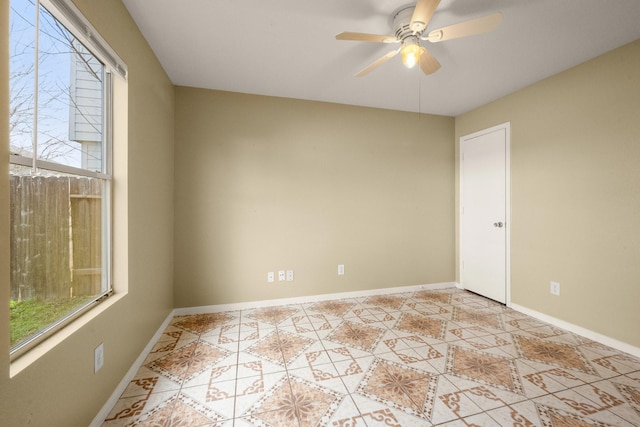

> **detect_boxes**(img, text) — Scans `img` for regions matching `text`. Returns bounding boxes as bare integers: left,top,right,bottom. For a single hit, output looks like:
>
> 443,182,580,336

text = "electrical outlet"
267,272,275,283
550,281,560,296
94,343,104,373
286,270,294,281
278,270,286,281
338,264,345,275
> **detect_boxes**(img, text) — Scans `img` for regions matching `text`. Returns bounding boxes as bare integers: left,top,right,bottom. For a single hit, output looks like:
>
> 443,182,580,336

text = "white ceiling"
122,0,640,117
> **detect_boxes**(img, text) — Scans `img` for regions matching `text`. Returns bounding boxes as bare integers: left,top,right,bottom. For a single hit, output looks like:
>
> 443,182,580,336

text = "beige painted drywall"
174,88,455,307
0,1,175,426
456,39,640,347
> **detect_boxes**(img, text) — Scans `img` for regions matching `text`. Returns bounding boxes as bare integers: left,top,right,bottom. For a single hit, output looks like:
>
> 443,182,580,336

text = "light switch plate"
94,343,104,373
550,281,560,296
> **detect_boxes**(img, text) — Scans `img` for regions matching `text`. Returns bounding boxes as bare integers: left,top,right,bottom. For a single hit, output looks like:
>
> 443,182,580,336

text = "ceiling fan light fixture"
336,1,503,77
401,42,421,69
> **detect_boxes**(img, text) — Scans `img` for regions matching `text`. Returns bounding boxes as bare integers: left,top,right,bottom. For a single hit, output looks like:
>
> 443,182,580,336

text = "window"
9,0,126,359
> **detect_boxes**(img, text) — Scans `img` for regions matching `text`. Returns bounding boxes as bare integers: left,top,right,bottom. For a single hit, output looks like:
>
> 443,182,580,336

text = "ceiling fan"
336,0,502,77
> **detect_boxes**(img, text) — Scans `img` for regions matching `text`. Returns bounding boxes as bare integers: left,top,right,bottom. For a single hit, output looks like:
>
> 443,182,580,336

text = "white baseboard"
510,303,640,359
89,310,175,427
174,282,457,315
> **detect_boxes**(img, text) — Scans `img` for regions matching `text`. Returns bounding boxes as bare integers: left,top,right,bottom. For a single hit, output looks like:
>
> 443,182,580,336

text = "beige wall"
174,88,455,307
456,39,640,347
0,1,175,426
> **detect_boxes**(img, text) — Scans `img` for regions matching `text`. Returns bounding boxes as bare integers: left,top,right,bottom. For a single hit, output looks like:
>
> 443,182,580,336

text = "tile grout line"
231,309,243,427
277,310,303,427
300,302,373,427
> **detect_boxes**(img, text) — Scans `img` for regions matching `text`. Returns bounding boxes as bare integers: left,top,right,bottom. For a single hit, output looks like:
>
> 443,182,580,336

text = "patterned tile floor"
101,288,640,426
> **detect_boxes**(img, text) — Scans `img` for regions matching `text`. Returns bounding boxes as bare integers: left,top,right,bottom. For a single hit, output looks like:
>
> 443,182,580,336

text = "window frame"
8,0,126,360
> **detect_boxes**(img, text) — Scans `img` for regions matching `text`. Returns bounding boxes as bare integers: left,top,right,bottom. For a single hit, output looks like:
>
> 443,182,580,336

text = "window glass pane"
9,0,36,158
9,164,107,348
37,4,104,171
10,1,106,172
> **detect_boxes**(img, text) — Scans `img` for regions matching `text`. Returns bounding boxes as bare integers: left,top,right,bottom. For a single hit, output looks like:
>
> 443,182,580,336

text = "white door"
460,123,510,304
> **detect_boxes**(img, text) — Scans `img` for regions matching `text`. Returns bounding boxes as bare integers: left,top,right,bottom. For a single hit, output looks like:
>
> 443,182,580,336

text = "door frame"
459,122,511,306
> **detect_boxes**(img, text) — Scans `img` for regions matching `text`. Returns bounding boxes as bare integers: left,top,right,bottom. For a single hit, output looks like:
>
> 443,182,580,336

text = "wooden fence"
9,175,103,301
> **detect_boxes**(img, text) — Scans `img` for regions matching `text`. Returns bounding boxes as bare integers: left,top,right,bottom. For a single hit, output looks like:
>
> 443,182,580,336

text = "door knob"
493,221,504,228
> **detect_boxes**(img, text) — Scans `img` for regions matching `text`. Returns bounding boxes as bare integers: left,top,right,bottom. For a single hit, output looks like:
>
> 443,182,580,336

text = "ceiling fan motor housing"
393,6,421,41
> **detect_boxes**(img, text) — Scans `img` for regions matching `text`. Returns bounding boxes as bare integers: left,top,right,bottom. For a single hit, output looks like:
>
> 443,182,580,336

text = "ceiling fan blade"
423,12,502,42
356,48,400,77
419,47,441,75
411,0,441,33
336,32,398,43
